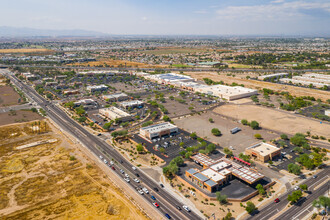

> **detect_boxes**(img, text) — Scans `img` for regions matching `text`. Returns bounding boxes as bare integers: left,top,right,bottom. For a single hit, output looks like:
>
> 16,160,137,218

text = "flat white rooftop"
120,100,144,106
99,107,131,117
140,122,177,133
201,168,225,182
247,142,280,157
103,93,128,99
210,161,231,171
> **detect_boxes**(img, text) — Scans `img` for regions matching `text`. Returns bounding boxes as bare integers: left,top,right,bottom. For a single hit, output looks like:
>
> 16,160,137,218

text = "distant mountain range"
0,26,109,37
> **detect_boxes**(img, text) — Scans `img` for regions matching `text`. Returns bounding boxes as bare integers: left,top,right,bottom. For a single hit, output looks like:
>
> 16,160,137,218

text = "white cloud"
216,1,330,21
271,0,285,3
141,16,147,21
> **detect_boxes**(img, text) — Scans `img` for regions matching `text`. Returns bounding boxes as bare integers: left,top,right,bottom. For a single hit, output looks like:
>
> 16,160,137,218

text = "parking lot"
132,128,222,163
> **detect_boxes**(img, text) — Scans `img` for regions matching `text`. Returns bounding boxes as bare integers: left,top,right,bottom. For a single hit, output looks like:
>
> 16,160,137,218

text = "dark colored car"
160,183,164,188
274,198,280,203
176,205,181,210
151,196,156,200
111,166,115,170
153,187,159,192
135,173,140,177
165,213,171,219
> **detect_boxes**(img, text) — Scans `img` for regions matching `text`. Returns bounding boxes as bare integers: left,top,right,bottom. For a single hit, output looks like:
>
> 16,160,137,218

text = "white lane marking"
309,175,329,189
260,208,279,220
292,204,313,220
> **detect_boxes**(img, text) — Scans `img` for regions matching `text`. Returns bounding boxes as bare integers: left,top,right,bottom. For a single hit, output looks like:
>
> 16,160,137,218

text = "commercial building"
21,72,38,81
87,84,108,92
258,73,289,81
74,99,97,107
119,100,144,109
45,81,58,86
63,90,80,95
139,122,178,140
186,154,264,193
325,109,330,117
99,107,132,122
146,73,195,85
279,73,330,88
245,142,281,162
102,93,129,102
194,84,258,101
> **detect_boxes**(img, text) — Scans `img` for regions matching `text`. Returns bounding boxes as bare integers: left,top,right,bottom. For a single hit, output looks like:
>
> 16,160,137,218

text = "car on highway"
120,169,125,174
313,175,317,178
160,183,164,188
132,166,137,171
142,187,149,194
176,205,181,210
99,155,103,159
110,161,114,165
182,205,190,212
134,178,140,183
274,198,280,203
165,213,171,219
138,189,144,195
153,187,159,192
125,174,130,178
151,195,156,200
111,166,115,170
124,178,130,183
104,159,108,164
153,202,159,208
135,173,140,177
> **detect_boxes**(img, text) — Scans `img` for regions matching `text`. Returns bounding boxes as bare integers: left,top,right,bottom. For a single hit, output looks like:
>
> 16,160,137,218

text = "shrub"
254,133,262,139
250,121,260,129
211,128,221,136
241,119,249,125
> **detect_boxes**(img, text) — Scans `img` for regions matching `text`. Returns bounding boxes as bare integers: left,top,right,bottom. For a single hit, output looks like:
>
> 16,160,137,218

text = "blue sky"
1,0,330,35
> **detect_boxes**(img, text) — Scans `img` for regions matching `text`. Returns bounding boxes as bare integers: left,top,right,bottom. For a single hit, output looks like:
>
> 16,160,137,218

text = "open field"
184,71,330,101
213,104,330,138
140,47,212,55
0,110,43,126
68,58,166,68
0,49,53,53
227,63,262,69
0,121,148,220
0,86,21,107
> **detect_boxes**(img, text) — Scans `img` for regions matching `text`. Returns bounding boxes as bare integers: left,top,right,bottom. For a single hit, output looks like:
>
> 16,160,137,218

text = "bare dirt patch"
0,121,148,220
0,49,53,54
69,58,166,68
0,86,21,107
0,110,43,126
213,104,330,138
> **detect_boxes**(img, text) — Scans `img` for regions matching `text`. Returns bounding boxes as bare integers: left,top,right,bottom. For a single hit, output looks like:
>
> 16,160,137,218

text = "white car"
99,155,103,159
134,178,140,183
294,186,299,190
182,205,191,212
138,190,144,195
125,173,130,178
104,159,108,164
124,178,130,183
132,166,137,171
142,187,149,194
110,161,114,165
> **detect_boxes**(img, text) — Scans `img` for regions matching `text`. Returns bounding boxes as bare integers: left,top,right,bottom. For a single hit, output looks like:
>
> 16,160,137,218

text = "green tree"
254,133,262,139
299,184,308,191
78,117,87,123
75,106,86,116
190,132,197,139
312,196,330,209
205,144,216,154
209,118,214,123
281,134,288,140
216,192,228,204
223,147,233,157
31,107,37,112
103,122,112,130
250,121,260,129
293,147,303,154
245,201,257,214
185,151,192,159
223,212,232,220
288,163,301,175
256,184,265,196
241,119,249,125
136,144,144,153
211,128,221,136
171,156,184,166
287,190,302,204
163,115,170,122
179,142,185,148
64,101,75,109
290,133,308,146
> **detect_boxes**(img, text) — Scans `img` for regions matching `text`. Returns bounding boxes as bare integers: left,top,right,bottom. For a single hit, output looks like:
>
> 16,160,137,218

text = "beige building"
140,122,178,140
99,107,132,122
245,142,281,162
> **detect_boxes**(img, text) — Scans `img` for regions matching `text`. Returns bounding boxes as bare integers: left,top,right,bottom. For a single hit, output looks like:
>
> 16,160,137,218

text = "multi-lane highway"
3,69,202,220
246,168,330,220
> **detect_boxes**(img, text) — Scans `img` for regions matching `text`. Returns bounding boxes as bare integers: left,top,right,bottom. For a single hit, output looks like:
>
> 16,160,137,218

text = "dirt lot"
173,111,279,154
0,121,148,220
0,86,21,107
69,58,166,68
213,104,330,138
0,49,53,53
0,110,43,126
184,71,330,101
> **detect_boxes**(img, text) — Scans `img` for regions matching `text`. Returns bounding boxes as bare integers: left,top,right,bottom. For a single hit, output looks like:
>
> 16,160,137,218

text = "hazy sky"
1,0,330,35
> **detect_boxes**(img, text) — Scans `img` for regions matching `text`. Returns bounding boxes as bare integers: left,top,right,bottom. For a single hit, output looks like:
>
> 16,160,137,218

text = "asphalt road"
3,69,202,220
245,168,330,220
4,64,330,73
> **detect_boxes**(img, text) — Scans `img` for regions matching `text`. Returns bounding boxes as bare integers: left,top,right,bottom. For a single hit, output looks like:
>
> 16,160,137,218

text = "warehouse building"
245,142,281,162
194,84,258,101
119,100,144,109
74,99,97,107
186,154,264,193
140,122,178,140
99,107,132,122
146,73,195,84
87,84,108,92
103,93,129,102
